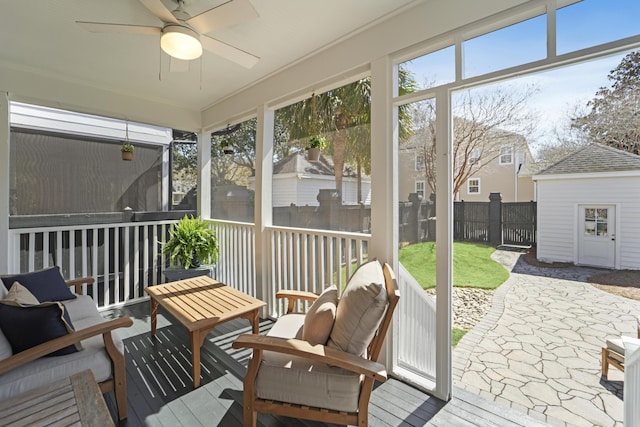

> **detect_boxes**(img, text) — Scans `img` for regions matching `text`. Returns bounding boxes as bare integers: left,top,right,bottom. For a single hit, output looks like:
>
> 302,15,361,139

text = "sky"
402,0,640,156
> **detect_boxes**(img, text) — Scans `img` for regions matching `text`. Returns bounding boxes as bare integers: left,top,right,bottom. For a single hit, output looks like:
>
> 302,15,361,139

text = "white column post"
0,93,9,273
197,130,211,219
370,56,397,265
254,105,274,309
434,87,453,401
370,55,397,369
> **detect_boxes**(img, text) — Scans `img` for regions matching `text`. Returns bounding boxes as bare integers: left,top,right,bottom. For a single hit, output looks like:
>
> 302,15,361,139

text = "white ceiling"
0,0,419,114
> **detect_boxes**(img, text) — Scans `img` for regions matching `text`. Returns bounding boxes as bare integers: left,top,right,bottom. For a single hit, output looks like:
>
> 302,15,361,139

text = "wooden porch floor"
102,302,549,427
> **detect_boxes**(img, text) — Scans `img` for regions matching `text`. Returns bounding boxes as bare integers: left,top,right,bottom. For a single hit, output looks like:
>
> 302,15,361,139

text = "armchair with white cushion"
233,260,399,427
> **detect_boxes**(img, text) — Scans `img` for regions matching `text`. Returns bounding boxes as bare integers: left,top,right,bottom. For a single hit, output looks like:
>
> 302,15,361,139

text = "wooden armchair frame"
0,277,133,420
602,316,640,377
233,262,399,427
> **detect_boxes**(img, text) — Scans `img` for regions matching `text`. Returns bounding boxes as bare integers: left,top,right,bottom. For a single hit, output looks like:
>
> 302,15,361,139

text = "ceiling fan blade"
201,35,259,68
138,0,178,24
170,57,190,72
77,21,161,35
187,0,258,35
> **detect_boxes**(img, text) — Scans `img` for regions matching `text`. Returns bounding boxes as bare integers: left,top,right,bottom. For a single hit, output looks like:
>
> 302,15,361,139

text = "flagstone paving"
453,250,640,426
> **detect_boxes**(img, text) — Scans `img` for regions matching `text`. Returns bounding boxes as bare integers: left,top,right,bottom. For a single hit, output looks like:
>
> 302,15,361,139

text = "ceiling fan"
77,0,259,70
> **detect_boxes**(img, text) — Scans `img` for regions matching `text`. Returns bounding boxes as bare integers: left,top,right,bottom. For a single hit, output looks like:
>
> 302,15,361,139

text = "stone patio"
453,250,640,427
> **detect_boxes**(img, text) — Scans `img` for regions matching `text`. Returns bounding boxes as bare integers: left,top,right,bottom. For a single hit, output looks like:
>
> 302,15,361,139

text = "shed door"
578,205,615,268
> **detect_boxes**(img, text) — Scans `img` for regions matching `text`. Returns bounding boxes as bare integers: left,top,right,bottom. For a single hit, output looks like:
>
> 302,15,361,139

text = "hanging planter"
121,143,134,161
307,136,326,162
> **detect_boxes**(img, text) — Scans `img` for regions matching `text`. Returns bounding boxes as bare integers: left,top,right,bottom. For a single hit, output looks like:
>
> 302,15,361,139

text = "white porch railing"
210,220,256,297
7,220,177,309
265,226,370,317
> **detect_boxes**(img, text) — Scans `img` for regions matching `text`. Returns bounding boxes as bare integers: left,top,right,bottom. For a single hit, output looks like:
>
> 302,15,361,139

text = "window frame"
415,180,425,197
415,153,425,171
467,178,480,194
499,146,513,165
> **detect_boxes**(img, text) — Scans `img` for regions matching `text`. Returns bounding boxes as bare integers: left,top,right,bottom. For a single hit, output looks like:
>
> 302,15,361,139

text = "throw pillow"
302,286,338,346
1,266,76,302
2,282,40,306
0,302,79,356
328,260,388,356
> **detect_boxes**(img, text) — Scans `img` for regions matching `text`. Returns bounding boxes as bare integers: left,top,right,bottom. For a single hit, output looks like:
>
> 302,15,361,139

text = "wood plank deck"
102,302,549,427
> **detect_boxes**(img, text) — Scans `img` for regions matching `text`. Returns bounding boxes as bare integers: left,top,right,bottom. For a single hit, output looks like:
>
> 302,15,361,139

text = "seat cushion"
328,260,387,356
0,307,124,401
302,286,338,345
607,338,625,358
1,267,76,302
255,315,361,413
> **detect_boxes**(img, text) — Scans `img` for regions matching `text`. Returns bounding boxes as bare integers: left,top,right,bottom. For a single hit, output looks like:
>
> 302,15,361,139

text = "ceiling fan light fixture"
161,24,202,60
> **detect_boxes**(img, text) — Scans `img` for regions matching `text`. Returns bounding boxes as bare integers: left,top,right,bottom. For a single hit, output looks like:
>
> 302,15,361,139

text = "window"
499,146,513,165
399,45,455,90
415,180,425,197
468,148,481,164
415,153,425,171
463,14,546,78
467,178,480,194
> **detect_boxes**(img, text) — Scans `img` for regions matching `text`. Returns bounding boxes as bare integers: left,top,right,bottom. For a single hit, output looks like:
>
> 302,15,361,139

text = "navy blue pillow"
1,267,76,302
0,302,78,356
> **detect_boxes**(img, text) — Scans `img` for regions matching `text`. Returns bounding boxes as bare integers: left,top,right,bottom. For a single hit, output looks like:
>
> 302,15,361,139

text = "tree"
572,50,640,154
277,68,416,199
413,84,538,196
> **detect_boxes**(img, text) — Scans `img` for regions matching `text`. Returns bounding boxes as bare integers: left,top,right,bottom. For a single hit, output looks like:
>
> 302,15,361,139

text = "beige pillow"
328,260,387,356
302,286,338,346
2,282,40,306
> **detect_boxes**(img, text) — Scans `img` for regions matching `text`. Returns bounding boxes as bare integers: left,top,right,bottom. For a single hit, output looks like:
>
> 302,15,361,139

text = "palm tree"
277,68,416,199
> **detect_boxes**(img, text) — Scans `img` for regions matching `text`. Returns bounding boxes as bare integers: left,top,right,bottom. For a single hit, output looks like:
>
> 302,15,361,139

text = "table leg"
150,299,158,336
190,330,207,388
250,309,260,334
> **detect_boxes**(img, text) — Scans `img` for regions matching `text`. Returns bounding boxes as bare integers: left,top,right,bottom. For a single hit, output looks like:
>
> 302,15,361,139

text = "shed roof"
536,144,640,175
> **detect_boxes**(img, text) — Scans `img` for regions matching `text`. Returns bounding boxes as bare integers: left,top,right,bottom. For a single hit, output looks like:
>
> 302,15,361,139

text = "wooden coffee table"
145,276,266,387
0,370,114,426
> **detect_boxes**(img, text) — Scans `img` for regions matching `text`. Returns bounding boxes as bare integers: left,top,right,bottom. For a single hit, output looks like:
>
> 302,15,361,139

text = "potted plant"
307,135,326,162
120,143,134,161
162,215,218,281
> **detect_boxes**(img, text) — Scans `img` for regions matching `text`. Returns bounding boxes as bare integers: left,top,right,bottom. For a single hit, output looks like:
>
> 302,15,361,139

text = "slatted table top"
0,370,114,427
145,276,266,332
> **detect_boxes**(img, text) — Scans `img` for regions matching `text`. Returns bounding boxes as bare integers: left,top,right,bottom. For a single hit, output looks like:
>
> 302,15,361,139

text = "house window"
499,146,513,165
415,180,425,197
467,178,480,194
468,148,481,164
415,154,425,171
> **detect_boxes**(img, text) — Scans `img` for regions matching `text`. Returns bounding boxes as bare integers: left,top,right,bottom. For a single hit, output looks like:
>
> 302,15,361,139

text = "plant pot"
121,151,133,161
307,147,320,162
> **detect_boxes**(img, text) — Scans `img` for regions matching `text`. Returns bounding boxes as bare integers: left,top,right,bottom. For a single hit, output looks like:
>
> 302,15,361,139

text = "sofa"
0,267,132,420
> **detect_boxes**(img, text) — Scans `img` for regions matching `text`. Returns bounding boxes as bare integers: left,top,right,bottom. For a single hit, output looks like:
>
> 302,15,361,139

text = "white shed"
249,151,371,207
533,144,640,270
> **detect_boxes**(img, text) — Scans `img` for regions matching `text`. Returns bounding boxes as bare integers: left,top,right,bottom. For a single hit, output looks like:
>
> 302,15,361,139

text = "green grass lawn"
399,241,509,290
452,327,467,347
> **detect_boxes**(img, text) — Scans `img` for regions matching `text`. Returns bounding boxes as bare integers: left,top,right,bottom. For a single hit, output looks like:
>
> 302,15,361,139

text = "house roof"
536,144,640,175
273,151,358,178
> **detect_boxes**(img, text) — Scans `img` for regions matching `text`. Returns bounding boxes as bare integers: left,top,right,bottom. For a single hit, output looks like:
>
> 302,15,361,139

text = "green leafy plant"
120,142,135,153
307,135,326,150
162,216,218,269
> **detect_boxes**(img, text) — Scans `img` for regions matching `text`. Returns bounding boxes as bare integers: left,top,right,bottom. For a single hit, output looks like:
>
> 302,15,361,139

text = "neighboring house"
249,151,371,207
399,126,535,202
533,144,640,270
